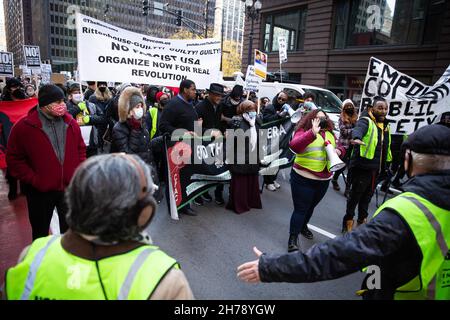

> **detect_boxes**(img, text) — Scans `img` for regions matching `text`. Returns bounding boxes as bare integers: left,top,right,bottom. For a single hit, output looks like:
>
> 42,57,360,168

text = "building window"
333,0,446,48
262,7,307,52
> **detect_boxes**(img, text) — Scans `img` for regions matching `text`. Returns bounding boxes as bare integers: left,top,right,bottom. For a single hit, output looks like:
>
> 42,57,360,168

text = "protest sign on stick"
360,57,450,134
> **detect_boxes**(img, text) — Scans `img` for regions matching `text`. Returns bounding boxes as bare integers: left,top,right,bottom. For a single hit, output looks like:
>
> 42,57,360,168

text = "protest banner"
0,52,14,77
278,36,288,63
254,49,267,80
76,13,221,89
23,45,41,69
360,57,450,134
165,116,296,219
40,64,52,84
244,65,262,93
0,98,38,169
51,73,66,85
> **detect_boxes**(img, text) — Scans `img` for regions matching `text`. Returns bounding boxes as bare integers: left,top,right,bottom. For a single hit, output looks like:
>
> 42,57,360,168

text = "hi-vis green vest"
373,192,450,300
149,107,159,139
5,235,179,300
359,117,392,162
295,131,336,172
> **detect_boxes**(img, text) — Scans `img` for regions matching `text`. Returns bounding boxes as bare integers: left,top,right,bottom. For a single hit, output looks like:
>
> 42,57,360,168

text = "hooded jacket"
111,87,154,165
262,93,285,123
258,170,450,299
6,107,86,192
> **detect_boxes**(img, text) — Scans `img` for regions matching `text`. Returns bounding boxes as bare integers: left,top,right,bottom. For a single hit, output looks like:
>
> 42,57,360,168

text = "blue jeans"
289,170,330,236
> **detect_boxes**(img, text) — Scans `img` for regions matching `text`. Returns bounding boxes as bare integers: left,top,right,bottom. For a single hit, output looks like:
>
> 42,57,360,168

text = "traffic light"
176,10,182,26
142,0,149,16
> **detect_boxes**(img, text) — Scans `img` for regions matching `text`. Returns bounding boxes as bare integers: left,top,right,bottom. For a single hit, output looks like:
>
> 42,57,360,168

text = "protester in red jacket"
6,84,86,240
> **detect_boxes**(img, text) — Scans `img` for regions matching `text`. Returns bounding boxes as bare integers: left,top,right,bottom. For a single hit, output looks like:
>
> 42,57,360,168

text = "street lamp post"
243,0,262,67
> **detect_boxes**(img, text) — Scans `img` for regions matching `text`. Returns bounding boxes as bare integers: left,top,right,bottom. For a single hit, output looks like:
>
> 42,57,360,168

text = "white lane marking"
307,224,337,239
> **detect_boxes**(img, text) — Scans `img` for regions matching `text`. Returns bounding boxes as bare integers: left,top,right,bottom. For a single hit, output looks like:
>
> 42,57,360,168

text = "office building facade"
4,0,216,72
242,0,450,105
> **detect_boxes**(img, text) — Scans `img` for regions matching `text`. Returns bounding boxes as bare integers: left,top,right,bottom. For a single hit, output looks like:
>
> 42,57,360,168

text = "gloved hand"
78,101,87,112
82,115,90,125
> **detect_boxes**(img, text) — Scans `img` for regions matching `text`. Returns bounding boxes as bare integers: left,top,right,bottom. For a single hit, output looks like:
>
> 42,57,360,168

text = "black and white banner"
165,116,296,220
361,57,450,134
0,51,14,77
23,45,41,69
76,13,221,89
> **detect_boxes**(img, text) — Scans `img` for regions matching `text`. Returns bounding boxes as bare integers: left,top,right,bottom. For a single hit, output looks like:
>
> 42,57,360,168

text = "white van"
219,80,343,131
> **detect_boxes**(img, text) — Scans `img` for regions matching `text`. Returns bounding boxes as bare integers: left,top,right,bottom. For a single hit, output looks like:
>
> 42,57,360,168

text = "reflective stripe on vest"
372,192,450,300
6,236,179,300
294,131,335,172
149,108,158,139
359,117,392,162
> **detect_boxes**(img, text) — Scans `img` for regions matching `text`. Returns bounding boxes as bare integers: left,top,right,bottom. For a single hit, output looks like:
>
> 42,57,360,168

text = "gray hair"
411,151,450,172
66,154,156,243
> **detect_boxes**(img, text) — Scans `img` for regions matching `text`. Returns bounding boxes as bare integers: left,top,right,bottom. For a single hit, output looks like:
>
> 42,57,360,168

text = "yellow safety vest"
373,192,450,300
294,131,336,172
5,235,179,300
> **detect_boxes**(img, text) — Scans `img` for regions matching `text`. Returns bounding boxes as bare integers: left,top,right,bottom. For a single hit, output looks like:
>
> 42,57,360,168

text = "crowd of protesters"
1,74,448,300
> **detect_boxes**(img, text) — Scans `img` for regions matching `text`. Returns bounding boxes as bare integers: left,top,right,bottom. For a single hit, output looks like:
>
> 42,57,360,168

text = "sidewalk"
0,172,32,281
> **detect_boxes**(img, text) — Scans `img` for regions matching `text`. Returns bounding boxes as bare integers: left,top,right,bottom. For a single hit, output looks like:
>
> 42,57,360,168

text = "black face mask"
345,109,354,116
99,87,106,93
159,99,168,106
319,117,328,129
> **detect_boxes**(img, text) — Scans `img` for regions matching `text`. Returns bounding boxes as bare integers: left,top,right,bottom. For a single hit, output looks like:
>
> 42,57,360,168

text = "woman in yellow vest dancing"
288,109,346,252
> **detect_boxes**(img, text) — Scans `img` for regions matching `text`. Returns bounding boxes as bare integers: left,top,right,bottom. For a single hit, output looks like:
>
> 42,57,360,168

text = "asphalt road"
146,169,384,300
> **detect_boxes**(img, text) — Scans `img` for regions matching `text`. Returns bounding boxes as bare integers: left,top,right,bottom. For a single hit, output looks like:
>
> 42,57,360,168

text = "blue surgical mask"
248,111,257,119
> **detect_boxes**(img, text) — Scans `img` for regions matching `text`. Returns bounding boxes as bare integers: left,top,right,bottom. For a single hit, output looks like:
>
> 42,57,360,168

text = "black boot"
288,234,299,252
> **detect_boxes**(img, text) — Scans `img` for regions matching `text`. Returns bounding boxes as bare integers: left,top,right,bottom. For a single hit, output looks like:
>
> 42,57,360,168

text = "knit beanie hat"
130,93,144,109
155,91,165,102
38,84,65,107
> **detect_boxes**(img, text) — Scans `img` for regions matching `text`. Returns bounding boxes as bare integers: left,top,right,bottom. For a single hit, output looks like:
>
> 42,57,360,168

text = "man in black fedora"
195,83,226,206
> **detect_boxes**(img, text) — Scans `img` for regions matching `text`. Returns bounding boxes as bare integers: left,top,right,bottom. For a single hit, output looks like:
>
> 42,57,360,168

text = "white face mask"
248,111,257,119
72,93,83,103
133,107,144,120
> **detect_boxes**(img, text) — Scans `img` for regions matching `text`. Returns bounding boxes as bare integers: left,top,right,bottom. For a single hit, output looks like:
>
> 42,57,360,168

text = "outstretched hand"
237,247,263,284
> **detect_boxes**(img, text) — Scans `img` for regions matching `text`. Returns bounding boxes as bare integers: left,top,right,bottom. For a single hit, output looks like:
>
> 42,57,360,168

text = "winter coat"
195,98,222,133
218,95,242,132
350,110,391,171
226,115,261,175
6,107,86,192
262,93,285,123
111,120,154,165
159,95,198,135
259,170,450,299
111,87,154,164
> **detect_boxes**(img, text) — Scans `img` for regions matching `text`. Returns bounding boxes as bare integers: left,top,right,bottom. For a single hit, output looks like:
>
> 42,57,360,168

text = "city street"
148,169,370,299
0,168,378,300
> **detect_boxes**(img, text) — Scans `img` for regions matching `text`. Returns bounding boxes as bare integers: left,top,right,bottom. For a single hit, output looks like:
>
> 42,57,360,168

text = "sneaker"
273,181,281,189
215,195,225,206
193,197,204,206
300,226,314,240
332,180,340,191
288,234,299,252
201,193,212,202
266,184,276,191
